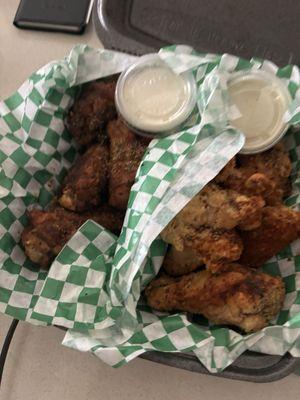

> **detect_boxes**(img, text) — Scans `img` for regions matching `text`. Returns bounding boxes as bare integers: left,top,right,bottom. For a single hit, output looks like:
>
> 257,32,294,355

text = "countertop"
1,2,300,399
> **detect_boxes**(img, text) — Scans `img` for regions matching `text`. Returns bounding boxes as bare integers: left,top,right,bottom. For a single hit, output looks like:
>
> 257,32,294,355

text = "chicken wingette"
170,182,265,231
22,206,124,269
216,144,292,205
66,79,117,147
240,205,300,267
163,247,202,276
161,223,243,274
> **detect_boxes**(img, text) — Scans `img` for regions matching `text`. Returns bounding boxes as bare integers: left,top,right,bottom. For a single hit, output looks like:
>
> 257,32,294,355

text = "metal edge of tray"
56,325,296,383
140,351,296,383
92,0,297,382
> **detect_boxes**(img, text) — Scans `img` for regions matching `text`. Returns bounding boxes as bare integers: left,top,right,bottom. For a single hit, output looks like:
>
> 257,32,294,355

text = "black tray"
141,351,296,383
93,0,300,65
92,0,297,382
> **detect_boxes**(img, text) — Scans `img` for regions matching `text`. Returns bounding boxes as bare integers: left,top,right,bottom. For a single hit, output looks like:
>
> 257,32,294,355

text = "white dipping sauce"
123,66,187,131
228,70,291,153
115,54,196,136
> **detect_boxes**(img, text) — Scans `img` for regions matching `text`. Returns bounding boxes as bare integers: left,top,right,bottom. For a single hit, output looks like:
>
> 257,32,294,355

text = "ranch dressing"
228,70,291,154
122,66,187,131
115,54,196,136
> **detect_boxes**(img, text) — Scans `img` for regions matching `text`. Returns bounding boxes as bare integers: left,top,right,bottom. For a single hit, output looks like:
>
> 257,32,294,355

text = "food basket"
92,0,299,381
0,0,299,385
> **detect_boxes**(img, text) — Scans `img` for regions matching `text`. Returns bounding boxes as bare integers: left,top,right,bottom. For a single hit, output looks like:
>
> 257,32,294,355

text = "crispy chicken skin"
163,247,202,276
59,143,109,212
172,183,265,231
107,119,150,210
146,264,285,333
215,157,236,183
160,182,265,274
161,222,243,273
240,206,300,268
66,80,117,147
216,144,292,205
22,206,124,269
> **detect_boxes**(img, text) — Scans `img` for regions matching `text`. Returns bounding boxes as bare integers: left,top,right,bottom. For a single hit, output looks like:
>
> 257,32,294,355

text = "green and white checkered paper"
1,45,300,372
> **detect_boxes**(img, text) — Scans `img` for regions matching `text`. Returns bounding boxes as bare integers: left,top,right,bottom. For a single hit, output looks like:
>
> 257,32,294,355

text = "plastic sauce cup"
115,54,197,137
228,70,292,154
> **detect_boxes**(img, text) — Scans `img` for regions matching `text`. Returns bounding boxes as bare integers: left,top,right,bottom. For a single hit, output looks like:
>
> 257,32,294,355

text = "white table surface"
1,2,300,399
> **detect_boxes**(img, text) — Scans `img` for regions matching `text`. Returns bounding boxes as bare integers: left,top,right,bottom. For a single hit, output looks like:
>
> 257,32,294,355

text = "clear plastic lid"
115,54,196,136
228,70,292,154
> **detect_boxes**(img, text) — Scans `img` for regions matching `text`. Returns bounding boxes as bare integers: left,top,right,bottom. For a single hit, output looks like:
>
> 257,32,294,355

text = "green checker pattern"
1,44,300,373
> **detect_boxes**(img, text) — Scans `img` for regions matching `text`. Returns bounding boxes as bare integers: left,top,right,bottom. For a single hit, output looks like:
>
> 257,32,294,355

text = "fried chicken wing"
66,79,117,147
240,206,300,268
22,206,124,269
172,183,265,231
146,264,285,333
217,144,292,205
159,182,267,274
161,222,243,273
163,247,202,276
59,143,109,212
107,119,150,209
215,157,236,183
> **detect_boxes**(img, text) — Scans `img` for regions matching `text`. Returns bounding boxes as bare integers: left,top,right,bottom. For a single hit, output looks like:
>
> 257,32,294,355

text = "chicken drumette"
66,79,117,147
146,264,285,333
107,119,150,210
59,143,108,212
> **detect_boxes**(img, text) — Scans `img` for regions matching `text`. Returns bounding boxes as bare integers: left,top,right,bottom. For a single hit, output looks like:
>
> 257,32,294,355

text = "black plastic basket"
92,0,298,382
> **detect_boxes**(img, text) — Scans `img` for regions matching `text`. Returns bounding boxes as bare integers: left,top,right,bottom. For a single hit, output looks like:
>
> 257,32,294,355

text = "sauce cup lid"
228,70,292,154
115,54,196,136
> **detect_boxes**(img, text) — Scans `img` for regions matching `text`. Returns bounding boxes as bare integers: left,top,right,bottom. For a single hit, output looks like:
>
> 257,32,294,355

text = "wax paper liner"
1,45,300,372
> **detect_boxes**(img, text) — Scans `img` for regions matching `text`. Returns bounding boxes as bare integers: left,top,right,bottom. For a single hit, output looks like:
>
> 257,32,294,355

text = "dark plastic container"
93,0,300,65
92,0,298,381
